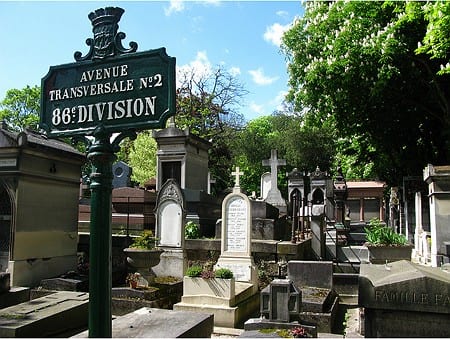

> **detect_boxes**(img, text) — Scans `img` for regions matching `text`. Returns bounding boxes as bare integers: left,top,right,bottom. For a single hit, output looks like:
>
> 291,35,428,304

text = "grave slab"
73,307,214,338
0,291,88,337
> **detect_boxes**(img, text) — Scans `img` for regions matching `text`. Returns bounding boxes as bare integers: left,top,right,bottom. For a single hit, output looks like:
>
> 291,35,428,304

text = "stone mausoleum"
0,125,85,286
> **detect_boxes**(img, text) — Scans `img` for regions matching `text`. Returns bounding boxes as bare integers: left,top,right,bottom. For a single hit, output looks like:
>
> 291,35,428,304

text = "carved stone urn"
123,248,164,286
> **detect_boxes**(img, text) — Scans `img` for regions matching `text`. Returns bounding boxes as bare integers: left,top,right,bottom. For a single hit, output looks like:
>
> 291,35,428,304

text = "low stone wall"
184,238,312,264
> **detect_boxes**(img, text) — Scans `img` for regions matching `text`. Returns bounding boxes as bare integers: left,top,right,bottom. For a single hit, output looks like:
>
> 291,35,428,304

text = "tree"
232,113,336,196
175,66,247,193
128,131,157,186
0,85,40,131
282,1,450,185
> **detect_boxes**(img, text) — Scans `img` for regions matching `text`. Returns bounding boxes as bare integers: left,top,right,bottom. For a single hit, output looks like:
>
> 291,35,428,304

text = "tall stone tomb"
0,126,84,286
153,126,221,236
423,164,450,266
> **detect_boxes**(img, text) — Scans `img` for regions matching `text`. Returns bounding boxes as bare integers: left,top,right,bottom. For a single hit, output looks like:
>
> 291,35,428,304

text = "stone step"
336,246,368,264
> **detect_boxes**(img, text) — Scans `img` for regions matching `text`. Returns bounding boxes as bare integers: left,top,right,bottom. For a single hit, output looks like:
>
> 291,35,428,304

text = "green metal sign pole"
88,130,115,337
39,7,175,337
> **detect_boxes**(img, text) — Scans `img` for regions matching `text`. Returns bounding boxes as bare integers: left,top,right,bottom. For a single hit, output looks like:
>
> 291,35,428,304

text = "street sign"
40,48,175,137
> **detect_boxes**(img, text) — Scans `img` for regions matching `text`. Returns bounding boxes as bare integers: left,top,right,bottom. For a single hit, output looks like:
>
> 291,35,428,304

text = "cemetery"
0,4,450,339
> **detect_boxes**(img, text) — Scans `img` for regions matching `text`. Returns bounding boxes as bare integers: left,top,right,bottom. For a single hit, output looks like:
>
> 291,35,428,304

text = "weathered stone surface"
359,260,450,338
288,260,333,289
74,307,214,338
359,260,450,313
0,291,88,337
0,272,10,293
40,276,88,292
251,201,279,219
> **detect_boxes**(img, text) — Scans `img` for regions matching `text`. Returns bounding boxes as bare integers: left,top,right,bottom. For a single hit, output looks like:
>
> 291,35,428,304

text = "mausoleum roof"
0,127,85,159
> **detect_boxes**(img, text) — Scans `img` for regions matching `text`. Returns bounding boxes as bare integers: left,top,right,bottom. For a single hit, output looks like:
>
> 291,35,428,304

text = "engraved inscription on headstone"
225,196,248,253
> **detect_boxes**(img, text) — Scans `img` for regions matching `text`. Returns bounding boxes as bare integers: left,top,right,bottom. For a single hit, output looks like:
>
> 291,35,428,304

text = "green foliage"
214,267,234,279
185,265,234,279
185,221,201,239
129,230,157,250
282,1,450,185
0,85,40,131
232,113,336,195
186,265,203,277
364,218,408,246
128,131,157,186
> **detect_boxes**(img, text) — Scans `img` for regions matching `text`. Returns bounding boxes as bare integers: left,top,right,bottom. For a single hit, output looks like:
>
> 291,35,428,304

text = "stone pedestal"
310,214,325,259
174,278,259,328
152,248,187,279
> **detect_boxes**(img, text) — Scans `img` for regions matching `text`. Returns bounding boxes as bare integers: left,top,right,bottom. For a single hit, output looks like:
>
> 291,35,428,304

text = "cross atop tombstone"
261,150,287,213
262,150,286,193
232,166,244,192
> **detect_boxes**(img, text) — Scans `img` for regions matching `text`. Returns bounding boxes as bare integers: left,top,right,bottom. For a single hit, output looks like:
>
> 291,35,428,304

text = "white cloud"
276,10,289,19
229,66,241,76
248,68,278,86
177,50,212,87
264,22,291,47
271,90,288,111
249,102,265,115
164,0,185,16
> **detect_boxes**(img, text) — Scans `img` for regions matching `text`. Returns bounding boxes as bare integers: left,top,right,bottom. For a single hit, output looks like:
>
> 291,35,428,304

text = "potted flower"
125,272,141,289
123,230,163,285
364,218,413,264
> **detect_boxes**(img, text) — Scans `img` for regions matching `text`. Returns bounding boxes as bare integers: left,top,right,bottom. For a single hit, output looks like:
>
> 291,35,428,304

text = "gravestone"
262,150,287,214
260,172,271,200
423,164,450,266
112,161,131,188
412,191,431,264
214,199,287,241
402,176,429,244
174,167,260,328
153,179,187,278
243,273,317,337
359,260,450,337
287,261,339,333
215,167,258,287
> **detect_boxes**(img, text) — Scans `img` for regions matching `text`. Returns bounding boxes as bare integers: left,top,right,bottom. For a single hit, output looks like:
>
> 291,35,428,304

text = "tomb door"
0,183,12,272
162,161,181,187
312,188,324,205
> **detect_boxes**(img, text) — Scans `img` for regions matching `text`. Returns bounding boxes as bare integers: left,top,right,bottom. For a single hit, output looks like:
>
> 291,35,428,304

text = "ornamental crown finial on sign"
74,6,138,62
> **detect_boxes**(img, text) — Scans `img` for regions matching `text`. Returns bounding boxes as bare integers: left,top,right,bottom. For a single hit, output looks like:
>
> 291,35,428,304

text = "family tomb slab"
359,260,450,337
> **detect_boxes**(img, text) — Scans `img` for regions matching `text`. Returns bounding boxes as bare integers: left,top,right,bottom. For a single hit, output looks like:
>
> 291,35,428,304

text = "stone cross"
262,150,286,192
232,166,244,188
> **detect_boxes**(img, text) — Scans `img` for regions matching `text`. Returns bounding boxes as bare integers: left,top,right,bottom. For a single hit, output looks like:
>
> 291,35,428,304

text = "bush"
214,268,234,279
364,218,408,246
129,230,157,249
186,265,203,277
185,221,201,239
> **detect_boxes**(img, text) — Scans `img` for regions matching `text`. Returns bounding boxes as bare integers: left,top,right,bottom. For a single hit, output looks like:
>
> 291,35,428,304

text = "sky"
0,0,303,122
